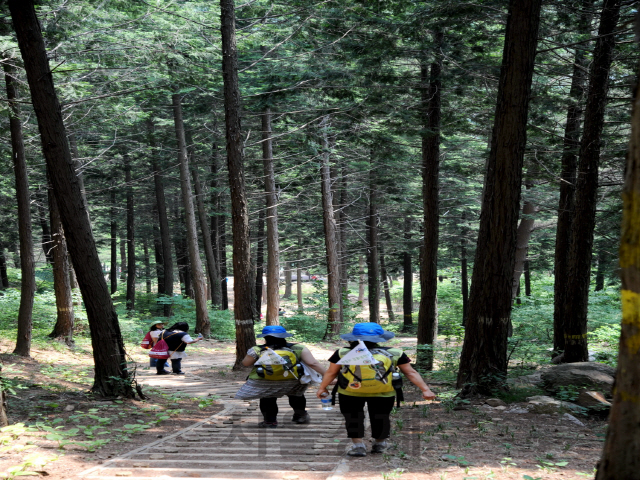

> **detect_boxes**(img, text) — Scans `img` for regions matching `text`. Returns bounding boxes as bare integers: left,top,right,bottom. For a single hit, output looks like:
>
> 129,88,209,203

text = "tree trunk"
297,241,303,312
220,0,256,365
10,0,133,396
553,0,593,354
320,116,342,338
255,208,265,316
358,255,365,303
524,260,531,296
110,185,118,294
595,247,606,291
380,242,395,322
0,365,7,426
284,261,292,299
4,60,35,357
120,239,127,282
456,0,542,393
417,32,443,370
153,221,164,296
263,107,281,325
47,183,74,344
339,163,349,305
402,217,413,330
125,156,136,312
562,0,621,363
595,36,640,479
149,118,174,315
211,133,229,311
461,217,469,326
367,167,380,324
0,247,8,289
143,237,151,295
36,188,53,264
192,165,221,307
511,199,537,299
172,93,210,335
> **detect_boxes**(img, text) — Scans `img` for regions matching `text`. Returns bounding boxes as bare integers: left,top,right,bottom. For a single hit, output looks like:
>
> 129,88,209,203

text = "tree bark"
595,35,640,479
255,208,265,315
120,239,127,282
143,237,151,294
402,217,413,330
595,247,606,291
358,255,365,303
284,261,292,299
263,107,281,324
172,93,210,335
4,60,35,357
125,155,136,312
192,164,221,307
10,0,133,396
210,129,229,311
152,215,165,297
562,0,621,363
149,117,174,315
339,163,349,305
461,214,469,326
0,247,8,289
47,182,74,344
418,32,443,370
367,167,380,324
297,240,303,312
220,0,256,364
36,187,53,264
456,0,542,393
553,0,593,354
320,116,342,338
379,242,395,322
511,199,537,299
110,185,118,294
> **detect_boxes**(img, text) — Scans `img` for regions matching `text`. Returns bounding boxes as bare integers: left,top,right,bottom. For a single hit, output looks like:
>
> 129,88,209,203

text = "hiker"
155,322,202,375
144,321,169,372
235,325,326,428
316,322,436,457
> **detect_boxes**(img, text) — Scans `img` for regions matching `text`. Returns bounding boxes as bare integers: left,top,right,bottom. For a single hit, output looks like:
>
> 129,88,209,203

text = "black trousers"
338,393,395,439
260,395,307,423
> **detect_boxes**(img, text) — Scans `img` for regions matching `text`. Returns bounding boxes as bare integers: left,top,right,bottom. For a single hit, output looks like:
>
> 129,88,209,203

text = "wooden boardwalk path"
74,356,351,480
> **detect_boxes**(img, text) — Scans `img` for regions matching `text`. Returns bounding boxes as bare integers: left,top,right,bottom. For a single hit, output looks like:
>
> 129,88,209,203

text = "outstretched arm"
300,348,326,376
398,363,436,400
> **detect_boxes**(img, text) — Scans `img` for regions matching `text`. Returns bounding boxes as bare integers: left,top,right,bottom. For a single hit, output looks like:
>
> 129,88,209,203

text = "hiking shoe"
347,444,367,457
258,421,278,428
371,441,388,453
172,371,185,375
156,371,170,375
292,412,310,424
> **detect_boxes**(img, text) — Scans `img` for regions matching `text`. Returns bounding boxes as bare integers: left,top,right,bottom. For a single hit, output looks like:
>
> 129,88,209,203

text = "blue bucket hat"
340,322,395,343
257,325,293,338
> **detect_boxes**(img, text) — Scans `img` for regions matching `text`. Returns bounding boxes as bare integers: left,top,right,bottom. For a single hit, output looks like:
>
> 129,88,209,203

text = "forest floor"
0,335,606,480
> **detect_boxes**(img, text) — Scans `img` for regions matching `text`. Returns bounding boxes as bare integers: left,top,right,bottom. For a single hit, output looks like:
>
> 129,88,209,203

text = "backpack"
140,332,153,350
149,331,181,359
253,344,303,381
332,347,405,406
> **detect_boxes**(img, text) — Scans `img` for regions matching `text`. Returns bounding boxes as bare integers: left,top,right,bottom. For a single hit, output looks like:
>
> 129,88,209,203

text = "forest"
0,0,639,478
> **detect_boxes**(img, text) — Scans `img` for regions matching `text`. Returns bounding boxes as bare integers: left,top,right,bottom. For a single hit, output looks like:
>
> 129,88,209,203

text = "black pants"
260,395,307,423
338,393,395,439
156,358,182,374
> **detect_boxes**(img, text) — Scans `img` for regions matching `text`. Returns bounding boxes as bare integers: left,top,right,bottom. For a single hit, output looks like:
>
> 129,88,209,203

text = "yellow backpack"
252,344,303,381
337,347,401,394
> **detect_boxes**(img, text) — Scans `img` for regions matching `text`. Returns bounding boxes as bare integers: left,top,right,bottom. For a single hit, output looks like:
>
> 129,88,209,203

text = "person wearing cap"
235,325,326,428
316,322,436,457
